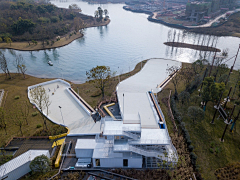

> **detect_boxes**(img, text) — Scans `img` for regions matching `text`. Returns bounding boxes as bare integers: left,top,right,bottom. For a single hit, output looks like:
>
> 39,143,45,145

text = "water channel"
2,0,240,83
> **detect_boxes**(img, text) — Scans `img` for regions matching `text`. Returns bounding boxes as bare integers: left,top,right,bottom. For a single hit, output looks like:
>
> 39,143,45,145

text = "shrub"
36,124,42,128
14,95,20,99
32,111,38,116
29,155,51,173
50,16,59,23
188,145,194,152
209,148,214,153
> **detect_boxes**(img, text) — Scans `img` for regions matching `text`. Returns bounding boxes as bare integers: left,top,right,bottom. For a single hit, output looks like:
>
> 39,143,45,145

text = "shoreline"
0,19,110,51
123,6,240,38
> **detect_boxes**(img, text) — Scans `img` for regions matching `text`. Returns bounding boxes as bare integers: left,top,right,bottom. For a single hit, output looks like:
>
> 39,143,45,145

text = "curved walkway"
28,79,100,135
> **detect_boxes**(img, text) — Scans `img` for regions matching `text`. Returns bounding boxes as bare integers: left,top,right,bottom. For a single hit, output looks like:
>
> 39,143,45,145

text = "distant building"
185,2,212,22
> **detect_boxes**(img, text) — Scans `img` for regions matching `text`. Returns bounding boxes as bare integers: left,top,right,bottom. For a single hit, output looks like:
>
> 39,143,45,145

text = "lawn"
72,60,148,108
158,62,240,179
0,73,67,147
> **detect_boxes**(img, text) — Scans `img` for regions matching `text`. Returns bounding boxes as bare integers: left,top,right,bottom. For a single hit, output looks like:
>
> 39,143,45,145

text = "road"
187,8,240,28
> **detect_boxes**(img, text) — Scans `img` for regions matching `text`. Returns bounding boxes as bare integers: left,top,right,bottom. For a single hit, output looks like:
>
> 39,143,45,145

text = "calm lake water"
2,0,240,83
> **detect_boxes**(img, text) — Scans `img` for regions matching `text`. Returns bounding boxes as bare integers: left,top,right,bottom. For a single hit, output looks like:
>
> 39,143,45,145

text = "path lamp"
59,106,65,125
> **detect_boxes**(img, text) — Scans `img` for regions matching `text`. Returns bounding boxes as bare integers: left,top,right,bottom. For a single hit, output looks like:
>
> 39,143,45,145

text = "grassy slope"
0,60,147,146
0,74,67,147
73,60,148,108
159,63,240,180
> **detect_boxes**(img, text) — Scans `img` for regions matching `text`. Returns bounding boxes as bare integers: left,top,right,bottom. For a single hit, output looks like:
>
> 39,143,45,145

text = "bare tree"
30,86,51,130
0,52,11,79
0,107,7,135
20,101,30,125
14,54,27,78
166,65,181,98
14,54,22,74
179,66,195,89
10,110,24,136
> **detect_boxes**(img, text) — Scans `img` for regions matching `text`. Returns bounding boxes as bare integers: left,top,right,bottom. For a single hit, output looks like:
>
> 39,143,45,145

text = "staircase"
122,131,139,140
129,145,166,160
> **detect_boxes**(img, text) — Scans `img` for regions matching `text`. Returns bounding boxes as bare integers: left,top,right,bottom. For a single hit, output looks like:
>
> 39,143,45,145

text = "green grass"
159,63,240,180
73,60,148,108
0,73,67,147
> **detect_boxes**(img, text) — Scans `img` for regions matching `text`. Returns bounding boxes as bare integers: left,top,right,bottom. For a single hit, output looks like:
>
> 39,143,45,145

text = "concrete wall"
76,149,93,158
93,157,142,168
128,158,142,168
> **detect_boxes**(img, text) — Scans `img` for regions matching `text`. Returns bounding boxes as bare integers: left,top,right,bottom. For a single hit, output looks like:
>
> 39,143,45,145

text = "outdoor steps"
129,145,166,160
122,131,139,140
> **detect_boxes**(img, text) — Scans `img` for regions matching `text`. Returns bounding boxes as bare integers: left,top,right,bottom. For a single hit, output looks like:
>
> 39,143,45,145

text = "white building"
75,59,180,168
27,58,179,169
0,150,50,180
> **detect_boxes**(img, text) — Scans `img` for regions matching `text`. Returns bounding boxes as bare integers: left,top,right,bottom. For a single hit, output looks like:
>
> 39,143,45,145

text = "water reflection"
0,1,239,82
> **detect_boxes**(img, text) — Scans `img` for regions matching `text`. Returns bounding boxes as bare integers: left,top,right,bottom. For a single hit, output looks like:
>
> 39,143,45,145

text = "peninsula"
0,1,110,51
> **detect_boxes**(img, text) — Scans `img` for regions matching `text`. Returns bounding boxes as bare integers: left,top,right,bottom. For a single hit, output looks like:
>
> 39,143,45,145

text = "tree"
9,109,24,136
201,77,225,111
15,54,27,79
94,10,99,18
0,107,7,135
166,65,181,98
0,37,2,43
20,101,30,125
192,59,204,75
14,54,23,74
97,7,103,19
11,17,35,35
29,155,51,174
29,86,51,130
86,66,112,98
69,4,81,11
201,77,215,111
104,9,108,17
178,91,190,105
179,66,195,90
187,106,205,123
73,17,85,33
217,64,228,78
0,52,12,79
4,37,12,46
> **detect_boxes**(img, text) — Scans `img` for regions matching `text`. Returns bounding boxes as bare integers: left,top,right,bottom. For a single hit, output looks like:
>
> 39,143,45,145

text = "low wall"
49,127,70,140
28,79,70,91
66,88,93,116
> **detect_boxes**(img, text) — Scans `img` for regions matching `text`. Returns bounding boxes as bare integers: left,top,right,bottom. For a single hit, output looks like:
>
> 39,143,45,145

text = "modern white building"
27,58,180,169
0,150,50,180
75,58,180,168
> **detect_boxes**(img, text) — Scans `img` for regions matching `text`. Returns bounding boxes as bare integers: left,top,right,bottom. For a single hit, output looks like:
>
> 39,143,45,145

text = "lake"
2,0,240,83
